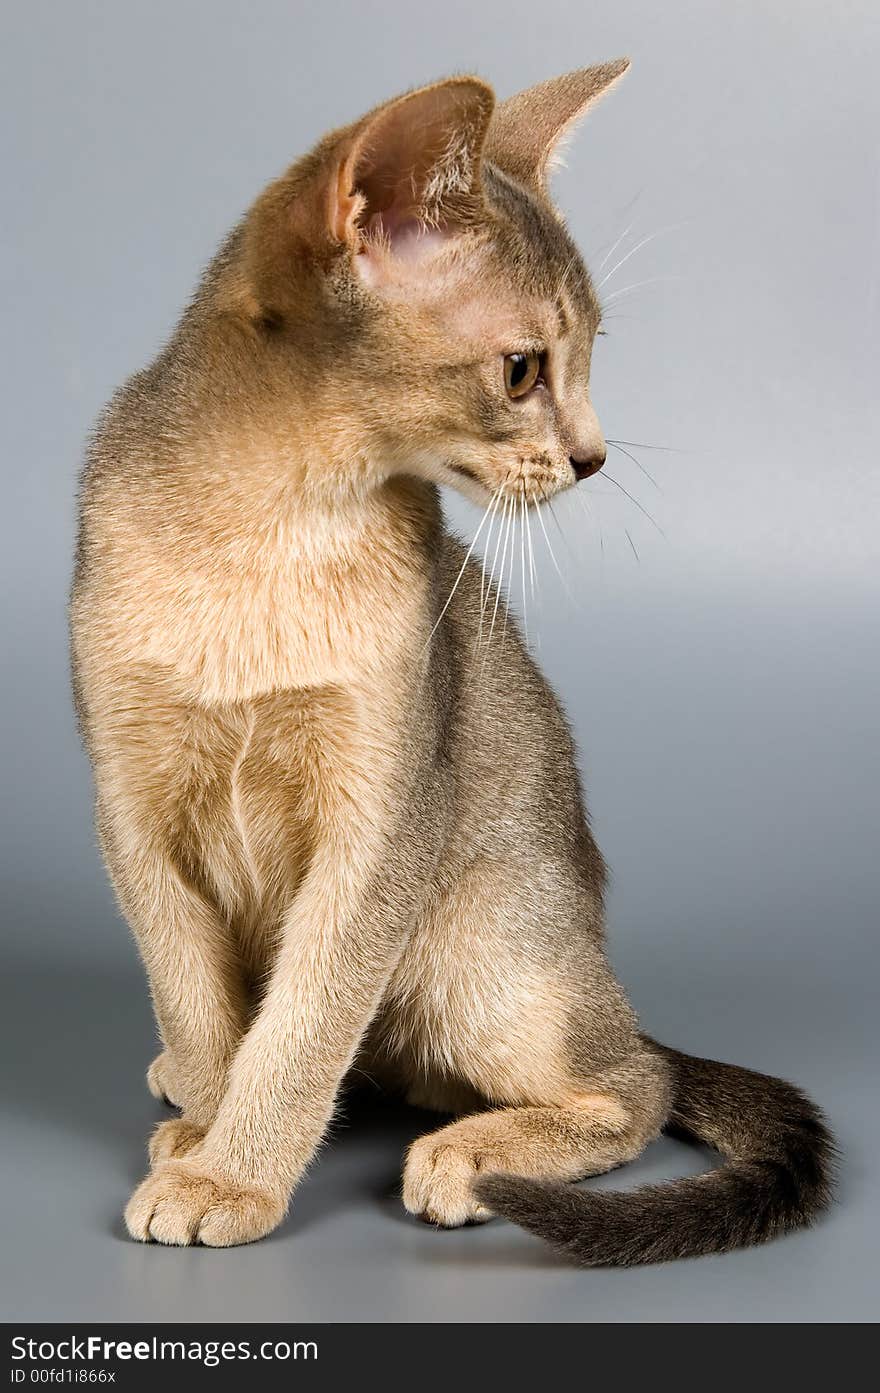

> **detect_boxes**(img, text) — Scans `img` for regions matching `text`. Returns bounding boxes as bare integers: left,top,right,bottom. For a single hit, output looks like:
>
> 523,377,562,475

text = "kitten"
71,65,833,1261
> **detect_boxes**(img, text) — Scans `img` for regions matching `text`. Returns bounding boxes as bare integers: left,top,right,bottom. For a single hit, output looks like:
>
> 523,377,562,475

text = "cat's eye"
504,351,541,399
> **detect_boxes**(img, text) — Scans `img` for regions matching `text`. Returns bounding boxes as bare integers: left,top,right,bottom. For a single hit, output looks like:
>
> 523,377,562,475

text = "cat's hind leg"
392,857,672,1226
402,1081,664,1228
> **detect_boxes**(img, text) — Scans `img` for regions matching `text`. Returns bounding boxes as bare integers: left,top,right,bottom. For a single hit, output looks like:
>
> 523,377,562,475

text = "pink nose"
570,451,606,482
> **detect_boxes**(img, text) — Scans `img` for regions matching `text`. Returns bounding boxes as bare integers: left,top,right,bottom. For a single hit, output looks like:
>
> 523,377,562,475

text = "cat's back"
71,350,187,731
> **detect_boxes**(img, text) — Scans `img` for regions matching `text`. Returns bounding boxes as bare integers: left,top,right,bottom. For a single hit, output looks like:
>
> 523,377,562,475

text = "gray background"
2,0,877,1323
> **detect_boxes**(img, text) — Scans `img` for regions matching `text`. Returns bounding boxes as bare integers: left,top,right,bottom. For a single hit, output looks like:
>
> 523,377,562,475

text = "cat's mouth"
445,460,574,509
447,461,485,488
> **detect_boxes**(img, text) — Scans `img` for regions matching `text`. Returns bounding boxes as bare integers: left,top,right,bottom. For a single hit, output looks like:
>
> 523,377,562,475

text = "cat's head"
237,65,630,506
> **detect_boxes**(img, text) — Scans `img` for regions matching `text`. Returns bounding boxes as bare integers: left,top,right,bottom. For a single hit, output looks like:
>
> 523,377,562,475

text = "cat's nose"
570,450,606,482
563,399,606,480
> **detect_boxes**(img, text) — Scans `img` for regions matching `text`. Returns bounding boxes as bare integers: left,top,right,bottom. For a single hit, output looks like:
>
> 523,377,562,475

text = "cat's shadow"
1,951,712,1254
1,954,155,1169
0,952,440,1241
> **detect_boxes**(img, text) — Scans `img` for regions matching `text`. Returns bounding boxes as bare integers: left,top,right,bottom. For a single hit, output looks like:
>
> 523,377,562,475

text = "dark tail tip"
473,1061,836,1267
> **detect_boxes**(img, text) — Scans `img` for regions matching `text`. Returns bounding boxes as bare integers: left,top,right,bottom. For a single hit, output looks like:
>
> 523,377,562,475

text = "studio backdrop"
1,0,877,1323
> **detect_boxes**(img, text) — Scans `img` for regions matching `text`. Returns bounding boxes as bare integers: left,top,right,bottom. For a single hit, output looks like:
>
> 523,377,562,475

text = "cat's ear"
243,80,494,310
326,77,496,278
485,61,630,192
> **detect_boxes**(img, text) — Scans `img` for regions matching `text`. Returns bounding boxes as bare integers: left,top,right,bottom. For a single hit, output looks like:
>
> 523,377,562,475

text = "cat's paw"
148,1118,206,1167
146,1051,180,1108
124,1161,285,1247
402,1134,495,1228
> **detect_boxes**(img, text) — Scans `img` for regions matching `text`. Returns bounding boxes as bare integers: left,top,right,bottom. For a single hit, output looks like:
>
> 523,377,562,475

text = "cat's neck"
147,431,436,568
90,414,444,703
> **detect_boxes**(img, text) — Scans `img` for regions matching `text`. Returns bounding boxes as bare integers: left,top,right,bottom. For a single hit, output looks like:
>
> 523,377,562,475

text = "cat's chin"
394,451,497,509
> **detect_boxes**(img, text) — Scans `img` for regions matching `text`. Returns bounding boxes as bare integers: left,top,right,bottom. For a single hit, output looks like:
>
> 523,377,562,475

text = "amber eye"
503,351,541,399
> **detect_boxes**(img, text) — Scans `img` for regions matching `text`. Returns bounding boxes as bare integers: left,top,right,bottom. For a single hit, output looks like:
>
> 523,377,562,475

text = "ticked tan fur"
72,64,674,1247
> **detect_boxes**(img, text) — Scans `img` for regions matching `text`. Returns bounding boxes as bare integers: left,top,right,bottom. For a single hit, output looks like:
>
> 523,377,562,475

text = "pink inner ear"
356,209,455,289
364,209,452,262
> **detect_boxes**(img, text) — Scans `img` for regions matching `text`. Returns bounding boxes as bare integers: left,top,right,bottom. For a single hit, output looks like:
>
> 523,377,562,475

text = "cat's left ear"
485,61,631,193
331,77,496,283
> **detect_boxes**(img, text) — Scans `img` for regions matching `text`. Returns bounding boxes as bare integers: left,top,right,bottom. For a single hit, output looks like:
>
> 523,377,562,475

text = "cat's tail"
473,1040,835,1266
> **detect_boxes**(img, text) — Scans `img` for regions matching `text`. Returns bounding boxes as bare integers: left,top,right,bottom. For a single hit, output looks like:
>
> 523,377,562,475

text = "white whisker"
595,220,690,292
555,252,579,304
478,496,514,686
535,491,574,602
518,491,529,647
594,220,634,277
420,491,496,657
525,496,537,600
499,497,518,649
602,274,683,306
485,497,512,648
548,497,574,565
478,488,504,624
470,495,506,691
524,499,539,648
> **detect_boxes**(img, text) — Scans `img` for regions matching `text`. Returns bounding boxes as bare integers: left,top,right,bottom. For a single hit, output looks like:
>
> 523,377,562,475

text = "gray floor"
2,892,875,1323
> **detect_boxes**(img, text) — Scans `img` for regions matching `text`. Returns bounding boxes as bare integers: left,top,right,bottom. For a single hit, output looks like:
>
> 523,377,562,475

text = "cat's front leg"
124,820,417,1246
101,811,251,1133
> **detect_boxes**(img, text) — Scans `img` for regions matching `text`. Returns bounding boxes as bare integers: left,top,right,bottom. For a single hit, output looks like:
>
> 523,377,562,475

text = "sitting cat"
71,64,833,1261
